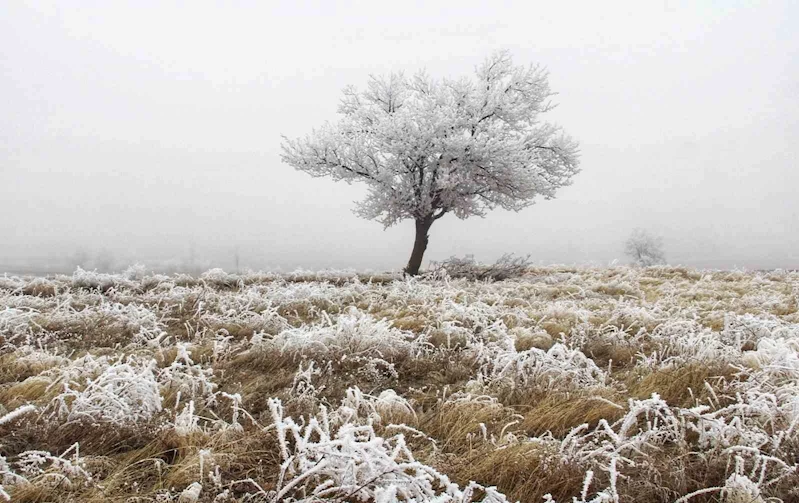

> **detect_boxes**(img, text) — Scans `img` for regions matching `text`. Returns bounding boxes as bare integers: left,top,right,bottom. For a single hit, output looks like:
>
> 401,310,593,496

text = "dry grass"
628,363,737,407
520,392,626,437
452,443,587,502
1,266,798,501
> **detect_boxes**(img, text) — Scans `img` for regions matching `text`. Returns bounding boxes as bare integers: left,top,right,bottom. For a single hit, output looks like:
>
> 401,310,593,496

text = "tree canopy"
281,51,581,274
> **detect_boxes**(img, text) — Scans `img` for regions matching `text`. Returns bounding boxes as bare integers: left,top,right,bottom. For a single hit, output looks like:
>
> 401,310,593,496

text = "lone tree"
624,228,666,266
281,51,580,275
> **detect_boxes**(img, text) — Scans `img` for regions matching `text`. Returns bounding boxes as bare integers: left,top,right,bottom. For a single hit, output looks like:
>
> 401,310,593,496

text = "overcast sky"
2,0,797,272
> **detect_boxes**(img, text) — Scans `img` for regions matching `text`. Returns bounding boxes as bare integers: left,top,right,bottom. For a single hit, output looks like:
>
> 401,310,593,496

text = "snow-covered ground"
1,265,798,502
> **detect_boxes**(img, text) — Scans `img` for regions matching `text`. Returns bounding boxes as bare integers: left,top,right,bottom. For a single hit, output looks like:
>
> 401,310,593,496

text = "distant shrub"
122,263,148,281
200,268,242,289
71,267,131,291
0,275,24,292
430,253,532,281
21,277,57,297
624,228,666,267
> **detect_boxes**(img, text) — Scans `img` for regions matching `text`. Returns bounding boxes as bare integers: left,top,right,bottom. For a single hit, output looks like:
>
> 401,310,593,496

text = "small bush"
430,254,532,281
624,228,666,267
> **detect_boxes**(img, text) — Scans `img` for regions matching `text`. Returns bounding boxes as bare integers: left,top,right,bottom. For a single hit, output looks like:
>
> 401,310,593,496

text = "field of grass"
1,265,798,502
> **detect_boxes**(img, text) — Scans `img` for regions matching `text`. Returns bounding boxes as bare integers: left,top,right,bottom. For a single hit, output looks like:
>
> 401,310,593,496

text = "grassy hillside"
1,266,798,502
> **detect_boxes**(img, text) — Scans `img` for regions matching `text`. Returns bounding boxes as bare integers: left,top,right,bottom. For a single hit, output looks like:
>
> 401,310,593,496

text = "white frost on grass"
2,266,799,501
471,342,605,394
13,443,91,490
268,393,512,503
51,357,162,424
265,307,424,360
0,405,36,426
537,391,798,502
159,343,217,404
72,267,132,291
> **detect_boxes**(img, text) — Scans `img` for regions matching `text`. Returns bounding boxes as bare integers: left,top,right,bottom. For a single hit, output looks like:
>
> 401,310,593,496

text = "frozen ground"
1,265,798,502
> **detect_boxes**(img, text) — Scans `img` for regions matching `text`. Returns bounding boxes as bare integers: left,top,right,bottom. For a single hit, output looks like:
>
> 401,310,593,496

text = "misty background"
2,1,797,273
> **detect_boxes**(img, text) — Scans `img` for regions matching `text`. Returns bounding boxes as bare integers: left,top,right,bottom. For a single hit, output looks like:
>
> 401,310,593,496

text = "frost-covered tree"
281,51,580,275
624,228,666,266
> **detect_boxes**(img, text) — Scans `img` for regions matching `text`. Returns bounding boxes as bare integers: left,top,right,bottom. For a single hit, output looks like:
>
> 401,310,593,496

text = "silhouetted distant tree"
625,228,666,266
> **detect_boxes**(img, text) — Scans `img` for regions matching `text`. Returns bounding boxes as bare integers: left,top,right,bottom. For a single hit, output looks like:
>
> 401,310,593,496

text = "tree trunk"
404,218,433,276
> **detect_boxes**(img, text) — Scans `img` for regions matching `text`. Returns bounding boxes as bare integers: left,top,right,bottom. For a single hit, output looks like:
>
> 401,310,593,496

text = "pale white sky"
2,1,797,271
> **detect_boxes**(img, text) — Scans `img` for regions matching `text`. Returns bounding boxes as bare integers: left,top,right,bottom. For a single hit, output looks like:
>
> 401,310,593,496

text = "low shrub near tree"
428,254,532,281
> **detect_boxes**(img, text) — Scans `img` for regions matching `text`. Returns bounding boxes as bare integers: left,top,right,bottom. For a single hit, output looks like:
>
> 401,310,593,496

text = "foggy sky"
2,1,798,272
